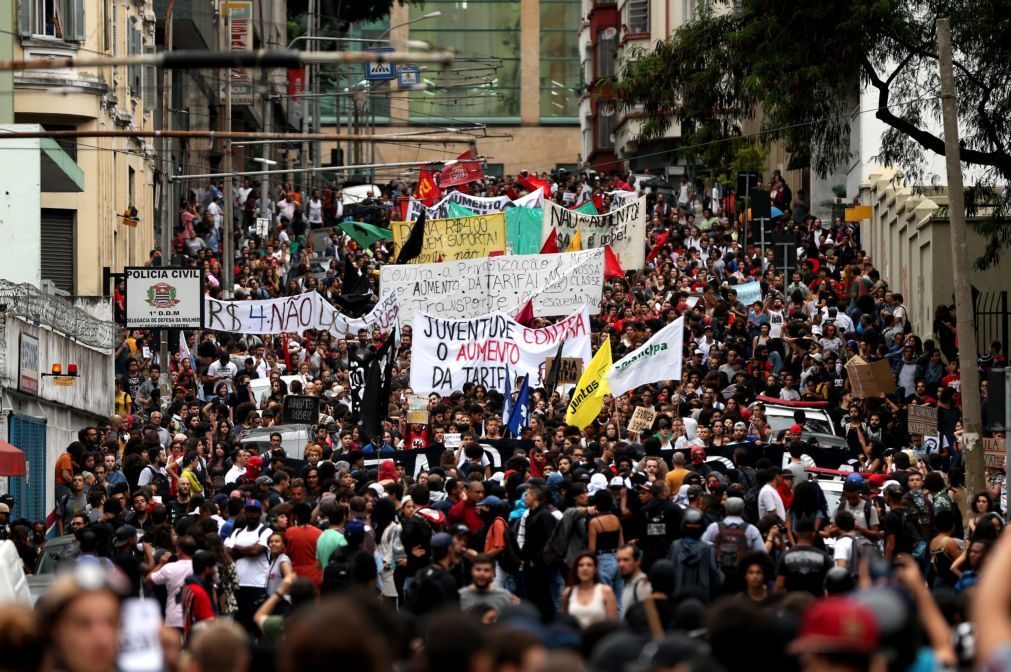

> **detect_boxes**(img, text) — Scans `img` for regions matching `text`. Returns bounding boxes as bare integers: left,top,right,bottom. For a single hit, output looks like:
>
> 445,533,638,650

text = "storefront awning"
0,440,27,477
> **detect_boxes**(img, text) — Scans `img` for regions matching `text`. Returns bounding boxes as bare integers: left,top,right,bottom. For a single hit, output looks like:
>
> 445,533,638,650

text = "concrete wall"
0,127,41,287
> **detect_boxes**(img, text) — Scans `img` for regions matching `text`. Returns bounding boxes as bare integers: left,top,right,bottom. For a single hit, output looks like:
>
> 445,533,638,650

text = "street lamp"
379,11,443,38
254,157,278,221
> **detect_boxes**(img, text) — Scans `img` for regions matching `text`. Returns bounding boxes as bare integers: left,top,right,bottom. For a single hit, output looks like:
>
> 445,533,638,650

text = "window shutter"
17,0,33,37
68,0,86,42
129,27,142,96
41,209,75,295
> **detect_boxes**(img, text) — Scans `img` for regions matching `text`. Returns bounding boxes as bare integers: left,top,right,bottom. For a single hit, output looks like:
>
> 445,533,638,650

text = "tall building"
317,0,583,179
1,0,158,296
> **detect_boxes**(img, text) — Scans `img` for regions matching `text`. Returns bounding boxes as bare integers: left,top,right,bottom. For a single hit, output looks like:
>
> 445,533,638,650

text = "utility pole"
937,17,984,494
260,72,272,225
222,10,234,299
301,0,314,185
158,0,175,372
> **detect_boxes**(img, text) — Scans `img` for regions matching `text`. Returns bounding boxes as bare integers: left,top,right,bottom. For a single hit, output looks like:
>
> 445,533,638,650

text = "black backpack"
490,517,523,576
322,547,355,593
144,465,171,496
713,522,748,572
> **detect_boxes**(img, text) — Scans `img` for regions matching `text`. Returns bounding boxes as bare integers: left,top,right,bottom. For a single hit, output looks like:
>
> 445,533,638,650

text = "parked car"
27,534,78,603
757,396,838,436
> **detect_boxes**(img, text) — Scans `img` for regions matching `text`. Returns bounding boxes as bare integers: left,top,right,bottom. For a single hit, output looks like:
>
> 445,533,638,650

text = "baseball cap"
244,499,263,511
430,532,453,549
345,519,366,537
725,497,745,515
789,424,804,434
255,475,273,487
114,525,138,546
733,421,747,431
477,495,504,508
609,476,626,489
789,597,879,655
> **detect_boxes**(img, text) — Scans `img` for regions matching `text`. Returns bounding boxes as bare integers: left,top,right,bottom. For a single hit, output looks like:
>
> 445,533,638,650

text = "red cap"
789,424,804,434
789,597,878,655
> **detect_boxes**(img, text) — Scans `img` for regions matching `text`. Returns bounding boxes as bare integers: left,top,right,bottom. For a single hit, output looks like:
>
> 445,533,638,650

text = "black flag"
347,344,367,422
359,331,397,444
336,255,374,317
395,210,427,264
543,339,566,394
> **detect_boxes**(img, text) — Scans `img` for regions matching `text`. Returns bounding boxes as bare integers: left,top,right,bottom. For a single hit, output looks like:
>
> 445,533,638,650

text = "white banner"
733,281,763,306
405,189,544,220
381,248,604,321
204,289,399,337
609,190,640,208
542,196,647,269
411,307,593,395
607,316,685,397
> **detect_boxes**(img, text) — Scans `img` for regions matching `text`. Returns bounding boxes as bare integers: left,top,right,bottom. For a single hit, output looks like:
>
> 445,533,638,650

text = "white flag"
607,316,685,397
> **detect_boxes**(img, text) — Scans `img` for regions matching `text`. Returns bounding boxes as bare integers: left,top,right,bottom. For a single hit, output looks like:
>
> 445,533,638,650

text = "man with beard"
224,500,271,634
458,553,519,614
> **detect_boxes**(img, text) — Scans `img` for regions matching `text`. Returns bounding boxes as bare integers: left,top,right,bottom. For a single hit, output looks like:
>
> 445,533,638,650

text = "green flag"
506,207,543,255
339,220,393,249
447,203,478,218
573,200,598,215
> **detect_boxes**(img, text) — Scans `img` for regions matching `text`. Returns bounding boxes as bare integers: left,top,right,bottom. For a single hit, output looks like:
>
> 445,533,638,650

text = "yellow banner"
391,213,507,264
565,338,612,429
845,205,872,221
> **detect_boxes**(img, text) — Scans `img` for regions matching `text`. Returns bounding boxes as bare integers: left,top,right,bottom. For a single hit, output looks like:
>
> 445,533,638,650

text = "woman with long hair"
587,490,624,610
264,532,294,615
969,491,997,538
560,552,616,629
373,497,404,609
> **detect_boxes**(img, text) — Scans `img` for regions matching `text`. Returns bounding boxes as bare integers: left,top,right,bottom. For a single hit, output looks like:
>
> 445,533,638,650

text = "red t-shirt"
183,582,215,636
285,525,324,586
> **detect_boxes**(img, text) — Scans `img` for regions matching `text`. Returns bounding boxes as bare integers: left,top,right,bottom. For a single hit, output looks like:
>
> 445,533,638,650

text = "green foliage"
607,0,1011,266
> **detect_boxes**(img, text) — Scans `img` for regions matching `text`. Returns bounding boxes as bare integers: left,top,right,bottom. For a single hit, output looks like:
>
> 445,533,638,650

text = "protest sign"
542,196,647,269
983,437,1006,469
405,189,543,220
391,212,506,263
321,288,400,338
609,190,639,208
907,404,938,436
125,267,203,329
608,317,685,397
410,306,593,395
381,248,604,321
406,394,430,424
734,281,763,306
118,599,163,672
844,355,897,398
628,407,658,434
544,357,583,385
281,395,320,425
444,432,462,449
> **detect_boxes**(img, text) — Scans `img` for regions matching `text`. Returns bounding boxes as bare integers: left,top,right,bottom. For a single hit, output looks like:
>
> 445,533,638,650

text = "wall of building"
0,128,42,287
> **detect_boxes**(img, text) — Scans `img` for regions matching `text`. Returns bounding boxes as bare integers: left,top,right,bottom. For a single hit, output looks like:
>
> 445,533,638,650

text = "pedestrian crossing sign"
365,48,396,80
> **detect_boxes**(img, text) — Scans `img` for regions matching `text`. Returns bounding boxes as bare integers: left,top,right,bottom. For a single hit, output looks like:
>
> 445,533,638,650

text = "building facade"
8,0,158,297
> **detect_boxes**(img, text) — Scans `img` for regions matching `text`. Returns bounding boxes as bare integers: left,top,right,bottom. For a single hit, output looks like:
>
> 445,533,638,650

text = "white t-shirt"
138,464,168,488
150,558,193,628
207,360,238,393
833,536,854,567
758,484,786,520
225,524,273,587
224,464,246,485
307,198,323,224
236,186,252,206
768,310,785,339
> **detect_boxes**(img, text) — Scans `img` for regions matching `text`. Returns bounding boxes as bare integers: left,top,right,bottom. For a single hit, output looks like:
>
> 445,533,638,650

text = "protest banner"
406,394,430,424
542,196,647,269
734,281,763,306
281,395,320,425
409,306,593,395
983,437,1006,469
321,288,400,338
544,356,583,385
844,355,897,398
507,206,544,255
381,248,604,321
627,406,658,434
608,317,685,397
390,212,506,263
908,404,939,436
404,189,543,220
609,190,639,208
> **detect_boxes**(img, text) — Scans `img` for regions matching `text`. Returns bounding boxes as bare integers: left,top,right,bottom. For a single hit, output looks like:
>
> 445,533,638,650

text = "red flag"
604,245,625,280
540,228,560,254
439,148,484,188
518,171,551,198
515,299,534,327
646,230,670,262
592,192,604,212
415,166,442,207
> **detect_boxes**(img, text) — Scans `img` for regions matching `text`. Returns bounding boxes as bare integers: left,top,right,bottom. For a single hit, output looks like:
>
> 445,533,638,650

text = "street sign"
364,48,396,81
398,66,420,87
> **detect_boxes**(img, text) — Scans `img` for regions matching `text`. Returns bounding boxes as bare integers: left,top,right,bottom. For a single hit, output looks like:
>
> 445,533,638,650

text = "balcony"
153,0,216,50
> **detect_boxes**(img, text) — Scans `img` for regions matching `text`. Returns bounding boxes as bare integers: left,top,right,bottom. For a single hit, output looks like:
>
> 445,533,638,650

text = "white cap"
609,476,626,489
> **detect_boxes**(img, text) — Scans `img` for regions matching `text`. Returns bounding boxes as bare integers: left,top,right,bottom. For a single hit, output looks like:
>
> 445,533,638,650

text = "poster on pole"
907,404,939,436
391,213,506,263
627,407,658,434
381,248,604,321
542,195,647,269
410,307,593,395
222,1,253,105
125,267,203,329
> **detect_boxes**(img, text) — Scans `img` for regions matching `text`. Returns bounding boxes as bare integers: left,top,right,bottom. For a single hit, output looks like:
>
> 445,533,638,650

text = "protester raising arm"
973,528,1011,666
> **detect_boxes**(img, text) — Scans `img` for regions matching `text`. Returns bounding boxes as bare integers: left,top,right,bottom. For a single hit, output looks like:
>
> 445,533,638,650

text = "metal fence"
0,280,115,351
972,285,1009,357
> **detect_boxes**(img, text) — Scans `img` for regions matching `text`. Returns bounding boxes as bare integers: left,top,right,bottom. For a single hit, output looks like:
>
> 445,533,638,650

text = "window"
626,0,649,34
410,1,521,120
128,24,142,99
595,29,616,79
541,0,581,121
129,166,136,209
318,17,391,125
485,163,505,179
596,111,614,150
41,209,75,294
18,0,86,42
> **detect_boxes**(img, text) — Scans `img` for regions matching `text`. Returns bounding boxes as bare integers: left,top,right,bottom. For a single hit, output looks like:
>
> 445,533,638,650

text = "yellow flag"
565,338,612,428
567,227,582,252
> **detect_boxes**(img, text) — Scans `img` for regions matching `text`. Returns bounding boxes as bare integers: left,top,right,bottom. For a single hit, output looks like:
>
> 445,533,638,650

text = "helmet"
823,566,855,595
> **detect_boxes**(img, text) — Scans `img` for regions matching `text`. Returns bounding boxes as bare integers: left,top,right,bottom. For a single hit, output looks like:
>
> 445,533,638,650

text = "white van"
756,396,838,436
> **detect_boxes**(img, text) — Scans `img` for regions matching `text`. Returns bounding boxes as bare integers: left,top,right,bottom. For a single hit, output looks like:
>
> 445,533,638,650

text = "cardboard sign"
118,598,163,672
406,394,430,425
845,355,897,398
907,404,938,436
627,406,658,434
983,436,1006,469
544,356,584,386
444,432,462,449
281,395,320,425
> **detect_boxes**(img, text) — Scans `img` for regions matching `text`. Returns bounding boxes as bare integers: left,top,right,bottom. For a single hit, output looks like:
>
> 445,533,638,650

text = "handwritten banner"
391,213,506,263
405,189,543,220
380,248,604,321
410,307,593,395
734,281,763,306
542,195,647,269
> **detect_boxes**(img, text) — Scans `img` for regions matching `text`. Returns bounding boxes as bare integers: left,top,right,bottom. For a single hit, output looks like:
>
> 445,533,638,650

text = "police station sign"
124,267,203,329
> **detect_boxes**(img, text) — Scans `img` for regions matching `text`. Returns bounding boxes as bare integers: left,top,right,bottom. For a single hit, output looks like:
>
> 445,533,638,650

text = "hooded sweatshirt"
666,537,722,601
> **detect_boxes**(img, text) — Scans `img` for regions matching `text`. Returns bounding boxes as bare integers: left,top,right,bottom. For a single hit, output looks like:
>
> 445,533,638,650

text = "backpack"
144,465,171,496
713,522,749,572
542,514,570,568
847,535,881,578
898,510,929,573
742,489,761,525
322,547,354,593
488,518,523,576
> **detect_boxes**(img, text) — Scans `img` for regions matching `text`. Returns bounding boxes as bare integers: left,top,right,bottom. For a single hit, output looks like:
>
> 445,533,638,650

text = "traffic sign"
364,48,396,81
398,66,420,87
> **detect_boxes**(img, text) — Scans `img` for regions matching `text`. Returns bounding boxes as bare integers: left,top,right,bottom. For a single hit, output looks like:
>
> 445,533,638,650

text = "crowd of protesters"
1,165,1010,672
